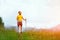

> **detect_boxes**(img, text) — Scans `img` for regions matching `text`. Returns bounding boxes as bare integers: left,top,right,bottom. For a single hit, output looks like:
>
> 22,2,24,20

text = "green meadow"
0,27,18,40
0,27,60,40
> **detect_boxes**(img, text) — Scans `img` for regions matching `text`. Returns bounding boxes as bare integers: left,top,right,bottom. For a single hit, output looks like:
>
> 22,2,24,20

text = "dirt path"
18,33,22,40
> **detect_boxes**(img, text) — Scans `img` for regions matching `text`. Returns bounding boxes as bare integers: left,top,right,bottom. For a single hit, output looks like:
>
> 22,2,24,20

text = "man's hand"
24,19,26,21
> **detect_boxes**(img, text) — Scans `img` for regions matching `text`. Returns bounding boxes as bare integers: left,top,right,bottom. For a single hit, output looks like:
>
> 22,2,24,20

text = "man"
16,11,26,33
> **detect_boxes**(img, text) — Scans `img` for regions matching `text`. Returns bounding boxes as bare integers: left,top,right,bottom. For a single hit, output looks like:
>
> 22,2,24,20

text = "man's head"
18,11,22,15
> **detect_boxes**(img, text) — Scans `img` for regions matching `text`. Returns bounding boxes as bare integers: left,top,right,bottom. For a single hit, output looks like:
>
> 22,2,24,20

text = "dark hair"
18,11,22,15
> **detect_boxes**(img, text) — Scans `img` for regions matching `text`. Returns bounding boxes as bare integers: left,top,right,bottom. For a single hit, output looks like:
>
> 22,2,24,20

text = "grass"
20,30,60,40
0,27,18,40
0,27,60,40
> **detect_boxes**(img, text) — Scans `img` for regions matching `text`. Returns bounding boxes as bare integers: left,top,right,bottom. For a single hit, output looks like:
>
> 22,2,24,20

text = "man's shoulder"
17,15,23,17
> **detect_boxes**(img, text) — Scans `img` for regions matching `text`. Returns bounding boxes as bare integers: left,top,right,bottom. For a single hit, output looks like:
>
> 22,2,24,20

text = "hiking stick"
25,19,27,27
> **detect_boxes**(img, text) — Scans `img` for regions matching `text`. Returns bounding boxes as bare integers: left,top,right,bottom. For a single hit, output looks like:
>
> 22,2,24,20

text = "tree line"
0,17,4,28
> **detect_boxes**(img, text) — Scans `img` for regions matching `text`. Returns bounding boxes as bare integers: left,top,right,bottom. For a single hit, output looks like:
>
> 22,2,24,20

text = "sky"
0,0,60,29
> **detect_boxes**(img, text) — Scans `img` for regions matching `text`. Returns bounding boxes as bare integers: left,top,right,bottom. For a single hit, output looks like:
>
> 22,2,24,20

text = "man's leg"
18,22,22,33
19,25,22,33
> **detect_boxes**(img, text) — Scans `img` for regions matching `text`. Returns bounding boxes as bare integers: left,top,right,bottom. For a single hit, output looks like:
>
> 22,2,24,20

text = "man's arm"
22,17,26,21
16,16,18,21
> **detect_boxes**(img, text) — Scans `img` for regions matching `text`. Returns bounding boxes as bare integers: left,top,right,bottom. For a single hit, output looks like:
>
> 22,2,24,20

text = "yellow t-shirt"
17,15,23,22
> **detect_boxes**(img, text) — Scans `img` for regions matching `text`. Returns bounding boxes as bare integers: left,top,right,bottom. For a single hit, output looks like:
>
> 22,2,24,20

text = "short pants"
17,22,22,27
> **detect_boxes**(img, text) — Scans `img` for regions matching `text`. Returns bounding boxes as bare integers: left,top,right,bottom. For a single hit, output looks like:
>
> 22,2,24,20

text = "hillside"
1,24,60,40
